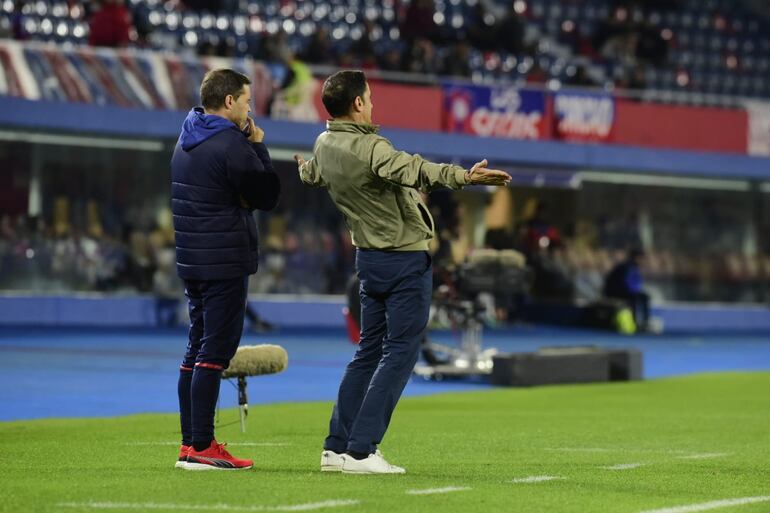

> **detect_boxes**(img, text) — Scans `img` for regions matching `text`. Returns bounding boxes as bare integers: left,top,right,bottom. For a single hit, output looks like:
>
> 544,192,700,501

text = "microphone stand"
237,376,248,433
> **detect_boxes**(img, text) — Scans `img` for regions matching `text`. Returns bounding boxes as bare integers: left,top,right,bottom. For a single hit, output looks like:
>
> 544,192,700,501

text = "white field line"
545,447,618,453
57,500,359,512
676,453,730,460
510,475,565,484
274,502,359,512
406,487,471,495
603,463,647,470
545,447,690,454
637,495,770,513
124,442,290,447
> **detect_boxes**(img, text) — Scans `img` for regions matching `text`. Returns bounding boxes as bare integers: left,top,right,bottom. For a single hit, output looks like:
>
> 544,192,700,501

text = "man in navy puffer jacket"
171,69,280,471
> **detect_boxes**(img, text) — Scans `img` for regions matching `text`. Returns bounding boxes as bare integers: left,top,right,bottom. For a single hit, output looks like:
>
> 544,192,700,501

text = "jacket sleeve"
370,137,468,192
298,157,326,188
227,139,281,211
252,141,275,174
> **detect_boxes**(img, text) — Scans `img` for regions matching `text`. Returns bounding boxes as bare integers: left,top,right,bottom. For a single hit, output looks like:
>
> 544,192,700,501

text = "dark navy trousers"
178,276,248,446
325,249,432,455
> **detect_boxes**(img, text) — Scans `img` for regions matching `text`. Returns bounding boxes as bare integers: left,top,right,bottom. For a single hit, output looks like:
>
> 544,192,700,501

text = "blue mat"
1,326,769,421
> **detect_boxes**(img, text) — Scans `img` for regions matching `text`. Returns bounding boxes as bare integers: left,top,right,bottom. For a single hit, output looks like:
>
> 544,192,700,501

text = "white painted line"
124,442,290,447
406,487,471,496
58,500,359,511
637,495,770,513
545,447,690,454
275,501,359,512
545,447,617,453
603,463,646,470
677,453,730,460
510,475,565,484
231,443,291,447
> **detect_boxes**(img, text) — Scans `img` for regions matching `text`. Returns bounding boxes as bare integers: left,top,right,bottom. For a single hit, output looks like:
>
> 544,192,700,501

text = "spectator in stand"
525,61,548,84
567,65,598,87
603,248,650,332
256,30,292,63
337,51,356,69
301,27,336,65
404,37,441,75
635,21,668,66
442,42,472,78
520,200,573,301
601,31,639,68
360,53,380,71
351,20,377,63
495,5,525,55
627,65,648,90
520,201,561,254
10,0,29,40
467,2,495,51
183,0,222,12
88,0,134,48
401,0,438,43
379,48,404,72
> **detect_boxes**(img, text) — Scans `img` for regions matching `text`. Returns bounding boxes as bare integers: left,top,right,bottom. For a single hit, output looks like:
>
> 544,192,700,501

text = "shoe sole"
321,465,343,472
184,462,252,471
174,461,188,469
341,468,405,474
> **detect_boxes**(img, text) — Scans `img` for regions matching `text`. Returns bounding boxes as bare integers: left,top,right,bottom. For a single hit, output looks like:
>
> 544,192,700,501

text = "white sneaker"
320,450,344,472
341,451,406,474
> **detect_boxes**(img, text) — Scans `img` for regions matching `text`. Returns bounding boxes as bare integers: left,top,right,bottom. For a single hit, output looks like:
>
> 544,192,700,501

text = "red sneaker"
175,445,191,469
185,440,253,471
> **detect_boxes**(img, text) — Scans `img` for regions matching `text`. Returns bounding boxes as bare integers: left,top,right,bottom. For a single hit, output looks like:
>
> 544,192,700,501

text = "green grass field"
2,372,769,513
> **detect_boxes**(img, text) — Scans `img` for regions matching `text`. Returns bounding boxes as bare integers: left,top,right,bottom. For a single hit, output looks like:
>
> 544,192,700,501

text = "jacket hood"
179,108,236,151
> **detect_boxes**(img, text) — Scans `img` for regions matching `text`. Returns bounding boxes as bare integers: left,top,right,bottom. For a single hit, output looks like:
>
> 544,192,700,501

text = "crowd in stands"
3,0,770,97
1,188,768,309
0,207,355,297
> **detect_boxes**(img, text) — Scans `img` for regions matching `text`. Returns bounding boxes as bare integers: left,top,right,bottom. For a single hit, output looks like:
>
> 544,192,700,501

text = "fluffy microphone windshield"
222,344,288,378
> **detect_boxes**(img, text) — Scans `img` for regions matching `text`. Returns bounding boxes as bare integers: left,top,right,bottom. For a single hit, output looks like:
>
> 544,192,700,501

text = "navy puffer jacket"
171,108,280,281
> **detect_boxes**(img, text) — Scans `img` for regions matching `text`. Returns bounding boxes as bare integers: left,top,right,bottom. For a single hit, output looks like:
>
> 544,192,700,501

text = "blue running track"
1,326,769,421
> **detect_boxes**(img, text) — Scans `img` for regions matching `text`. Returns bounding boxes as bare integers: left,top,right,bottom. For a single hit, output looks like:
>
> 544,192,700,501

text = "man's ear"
224,94,234,109
354,96,363,112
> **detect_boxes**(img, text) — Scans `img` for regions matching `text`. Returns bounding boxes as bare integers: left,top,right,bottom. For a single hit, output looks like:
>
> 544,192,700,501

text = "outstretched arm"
294,154,326,188
370,138,510,191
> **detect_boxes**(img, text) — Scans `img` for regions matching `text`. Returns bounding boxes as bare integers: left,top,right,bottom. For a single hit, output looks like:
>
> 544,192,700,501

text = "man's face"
360,83,373,124
228,85,251,128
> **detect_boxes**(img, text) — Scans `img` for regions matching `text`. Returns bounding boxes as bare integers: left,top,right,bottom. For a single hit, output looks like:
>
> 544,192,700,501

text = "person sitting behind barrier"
603,248,650,332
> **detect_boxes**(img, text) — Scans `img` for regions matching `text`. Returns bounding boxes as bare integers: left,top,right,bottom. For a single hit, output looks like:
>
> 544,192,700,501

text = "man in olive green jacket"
295,70,510,474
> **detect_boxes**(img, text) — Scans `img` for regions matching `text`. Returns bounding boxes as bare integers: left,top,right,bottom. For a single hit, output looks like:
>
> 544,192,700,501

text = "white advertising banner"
745,100,770,156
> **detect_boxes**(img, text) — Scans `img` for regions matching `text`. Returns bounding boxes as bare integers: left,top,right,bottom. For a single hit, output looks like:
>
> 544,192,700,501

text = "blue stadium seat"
7,0,770,99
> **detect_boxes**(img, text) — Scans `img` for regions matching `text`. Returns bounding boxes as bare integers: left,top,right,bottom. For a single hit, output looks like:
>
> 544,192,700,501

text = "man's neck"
335,114,368,125
204,108,233,124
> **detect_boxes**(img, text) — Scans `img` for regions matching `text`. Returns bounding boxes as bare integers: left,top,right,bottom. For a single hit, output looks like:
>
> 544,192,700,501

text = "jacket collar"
326,119,380,134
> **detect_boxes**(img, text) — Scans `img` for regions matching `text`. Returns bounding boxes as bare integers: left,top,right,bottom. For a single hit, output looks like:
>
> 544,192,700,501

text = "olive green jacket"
298,120,469,251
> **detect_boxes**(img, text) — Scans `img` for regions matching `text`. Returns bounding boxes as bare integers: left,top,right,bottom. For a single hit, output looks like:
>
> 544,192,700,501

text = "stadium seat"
5,0,769,99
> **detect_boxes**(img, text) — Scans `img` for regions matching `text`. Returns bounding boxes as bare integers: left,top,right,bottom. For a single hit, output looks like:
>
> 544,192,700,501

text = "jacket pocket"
416,201,434,233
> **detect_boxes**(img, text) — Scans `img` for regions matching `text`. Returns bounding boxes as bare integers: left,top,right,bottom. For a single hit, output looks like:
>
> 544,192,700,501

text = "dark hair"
321,70,367,118
200,68,251,110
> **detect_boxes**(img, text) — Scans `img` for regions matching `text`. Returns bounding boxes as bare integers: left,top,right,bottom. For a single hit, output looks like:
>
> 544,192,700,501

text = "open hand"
294,154,306,168
467,159,511,186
